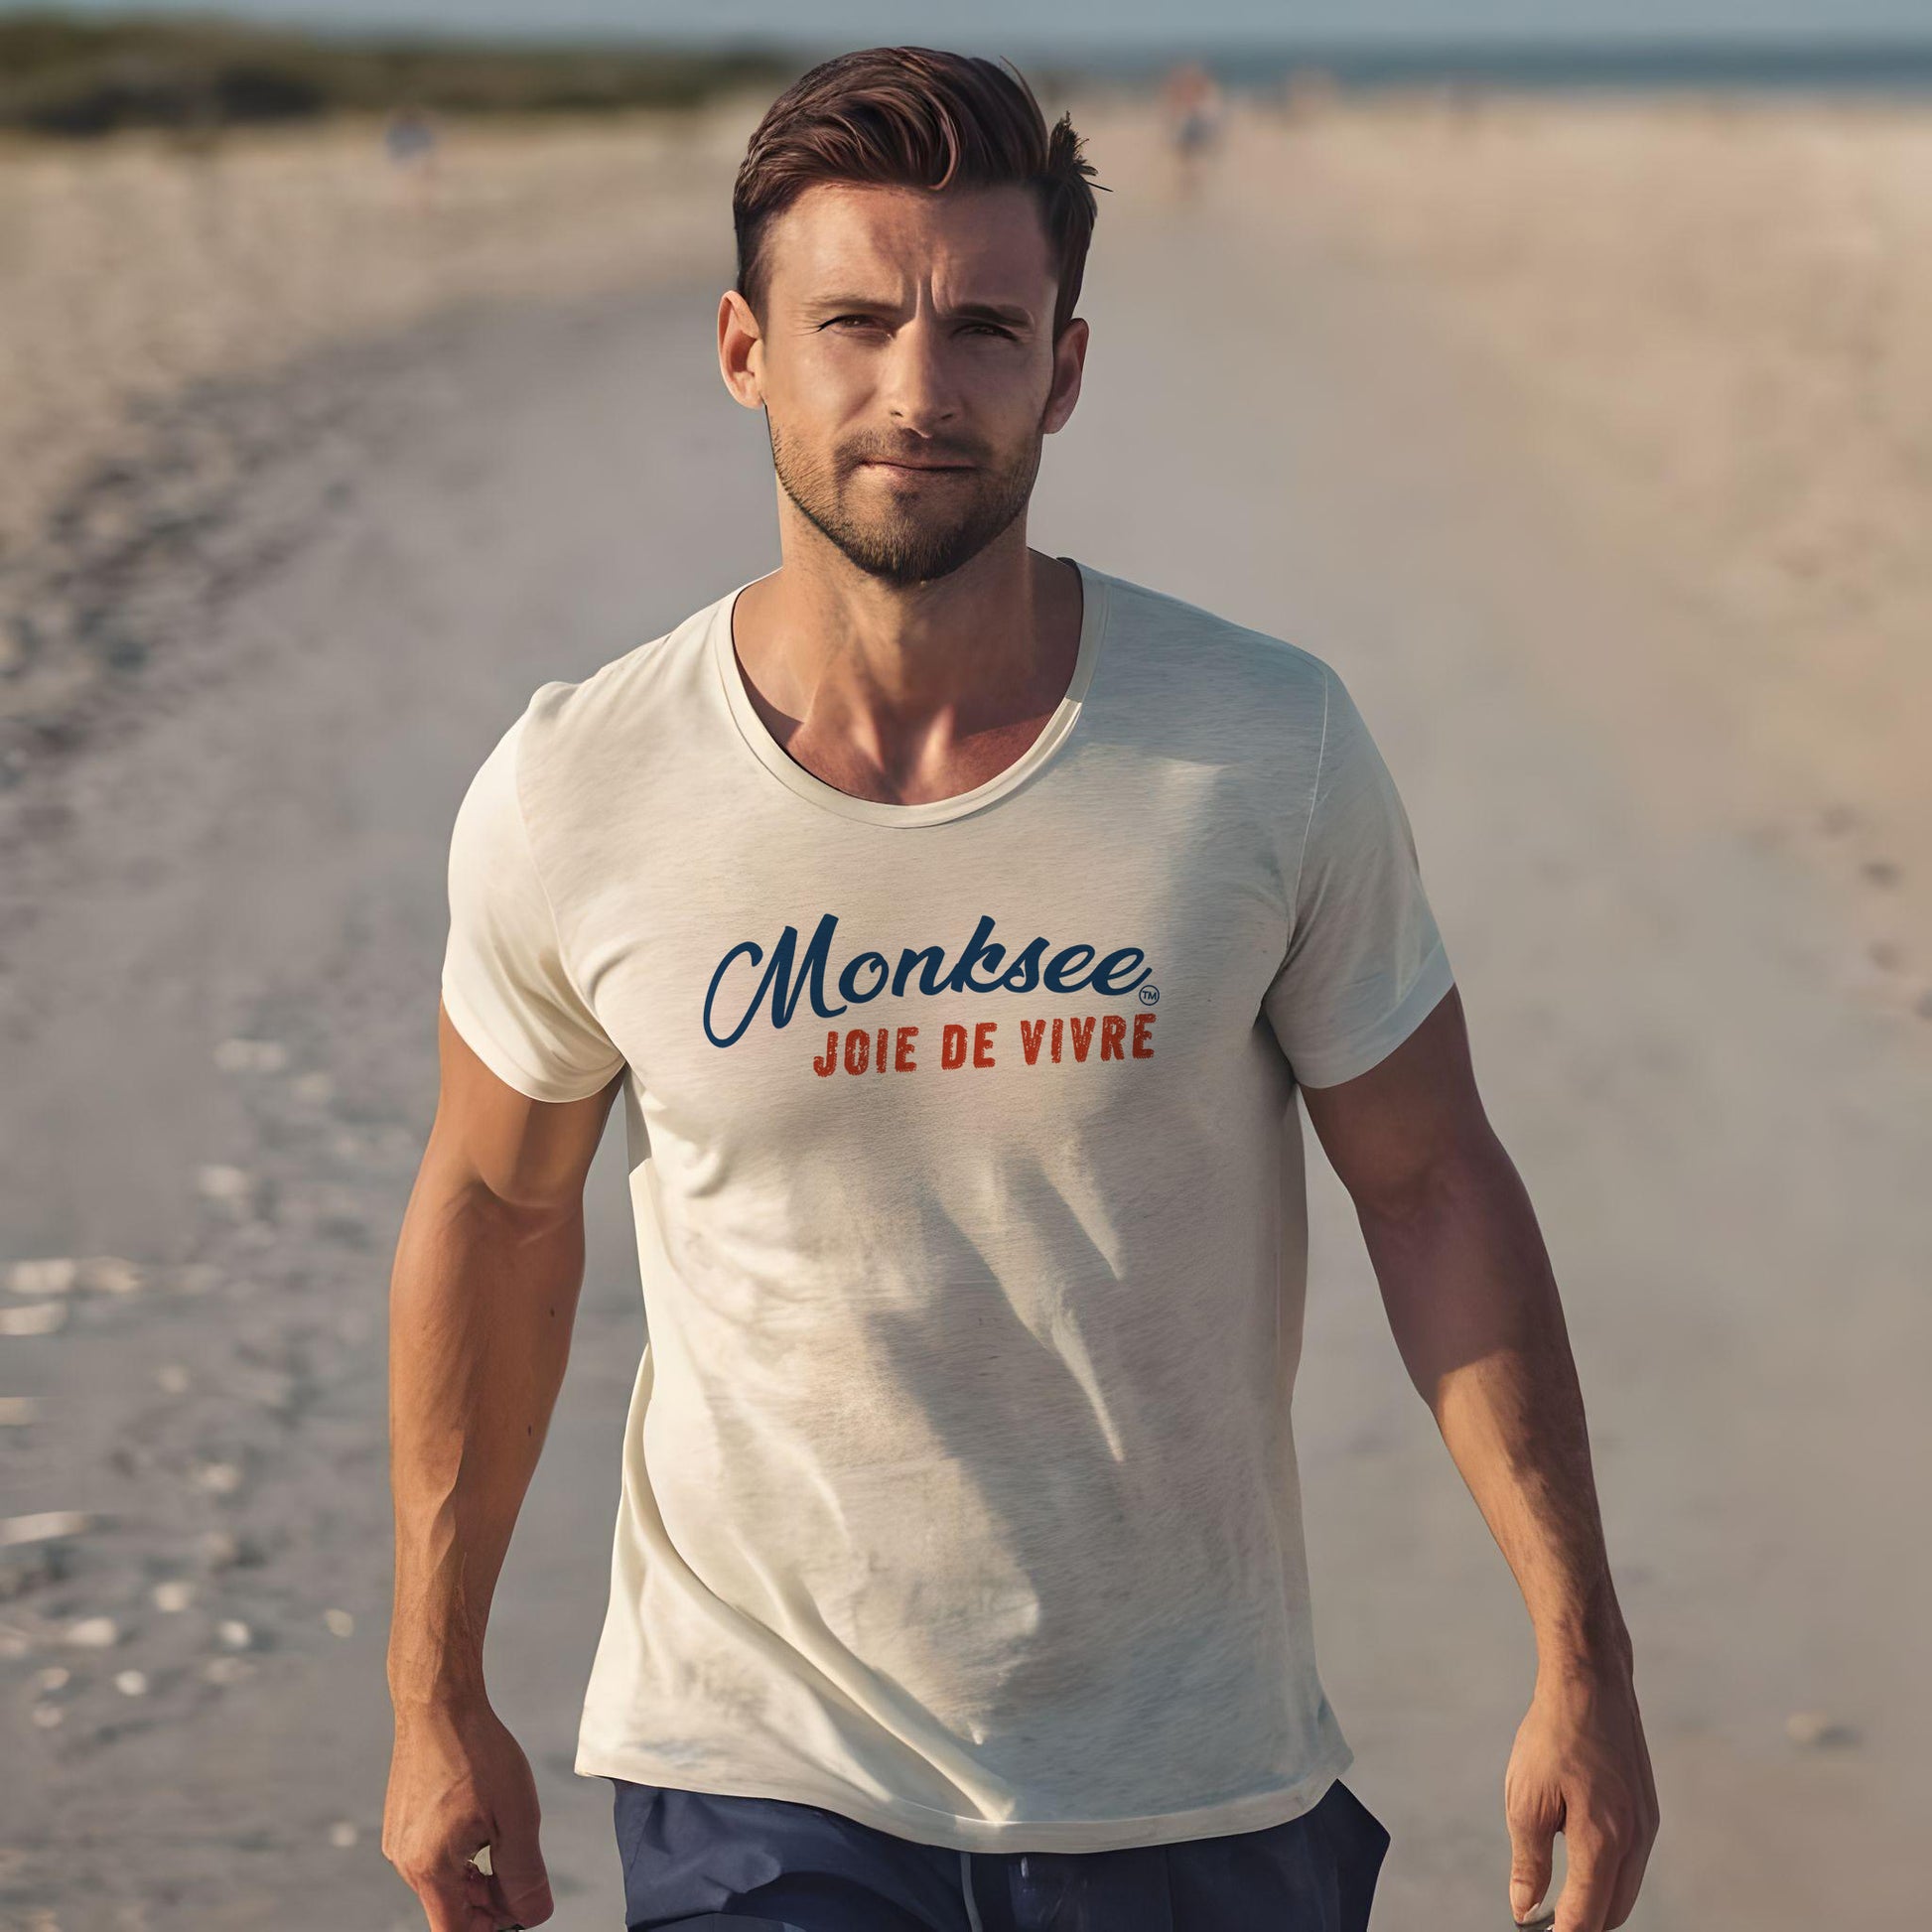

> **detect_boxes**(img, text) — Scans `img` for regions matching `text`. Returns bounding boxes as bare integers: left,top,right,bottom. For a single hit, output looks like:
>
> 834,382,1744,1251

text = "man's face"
729,181,1085,588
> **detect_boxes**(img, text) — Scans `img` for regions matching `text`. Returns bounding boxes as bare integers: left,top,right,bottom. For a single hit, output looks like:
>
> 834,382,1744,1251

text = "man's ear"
1042,316,1089,436
718,289,765,409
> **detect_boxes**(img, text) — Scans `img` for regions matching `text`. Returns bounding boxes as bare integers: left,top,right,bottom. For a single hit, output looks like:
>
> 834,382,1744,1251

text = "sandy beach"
1235,88,1932,1017
0,102,764,756
0,104,761,556
2,87,1928,1929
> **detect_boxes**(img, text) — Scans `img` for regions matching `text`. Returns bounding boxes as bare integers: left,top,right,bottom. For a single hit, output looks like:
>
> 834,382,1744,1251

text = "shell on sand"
1,1511,92,1548
0,1302,68,1335
6,1257,76,1296
213,1036,290,1072
5,1255,143,1296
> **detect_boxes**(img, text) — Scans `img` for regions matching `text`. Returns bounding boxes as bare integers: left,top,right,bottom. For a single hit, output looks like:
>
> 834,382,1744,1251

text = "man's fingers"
410,1861,483,1932
461,1858,514,1929
456,1863,539,1932
391,1839,511,1932
484,1831,555,1928
1507,1810,1555,1924
1552,1830,1623,1932
1602,1816,1656,1928
1610,1734,1660,1926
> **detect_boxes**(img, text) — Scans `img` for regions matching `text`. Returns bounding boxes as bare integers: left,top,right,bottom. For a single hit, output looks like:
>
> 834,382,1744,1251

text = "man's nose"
880,317,960,433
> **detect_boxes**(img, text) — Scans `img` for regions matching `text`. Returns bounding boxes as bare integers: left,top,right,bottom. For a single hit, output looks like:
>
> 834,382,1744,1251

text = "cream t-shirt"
439,559,1455,1854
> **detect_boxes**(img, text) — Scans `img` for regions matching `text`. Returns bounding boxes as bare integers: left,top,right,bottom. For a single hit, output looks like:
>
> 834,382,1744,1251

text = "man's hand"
1299,991,1662,1928
384,1013,617,1927
1504,1656,1659,1931
383,1699,555,1931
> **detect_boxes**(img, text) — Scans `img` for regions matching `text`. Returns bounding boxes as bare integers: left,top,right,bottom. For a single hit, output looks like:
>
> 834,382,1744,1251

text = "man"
384,45,1658,1932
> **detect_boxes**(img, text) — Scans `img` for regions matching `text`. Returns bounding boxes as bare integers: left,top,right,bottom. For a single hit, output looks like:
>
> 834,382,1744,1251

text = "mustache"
844,438,987,468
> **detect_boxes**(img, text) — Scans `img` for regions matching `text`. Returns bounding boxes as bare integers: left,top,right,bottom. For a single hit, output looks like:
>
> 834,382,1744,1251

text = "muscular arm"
1304,989,1626,1672
382,1001,620,1930
1300,986,1659,1932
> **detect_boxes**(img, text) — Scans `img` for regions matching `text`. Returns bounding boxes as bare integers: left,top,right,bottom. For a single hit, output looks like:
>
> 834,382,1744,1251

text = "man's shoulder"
513,584,732,773
1094,567,1335,724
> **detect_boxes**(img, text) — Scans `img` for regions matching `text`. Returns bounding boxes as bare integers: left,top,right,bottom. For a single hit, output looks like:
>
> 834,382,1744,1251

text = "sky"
18,0,1932,46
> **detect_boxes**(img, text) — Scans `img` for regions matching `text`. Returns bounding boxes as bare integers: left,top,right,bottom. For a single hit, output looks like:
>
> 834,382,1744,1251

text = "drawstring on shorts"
959,1848,985,1931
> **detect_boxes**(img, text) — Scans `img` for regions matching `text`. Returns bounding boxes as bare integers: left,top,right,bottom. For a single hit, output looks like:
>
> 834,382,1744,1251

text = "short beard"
767,409,1044,590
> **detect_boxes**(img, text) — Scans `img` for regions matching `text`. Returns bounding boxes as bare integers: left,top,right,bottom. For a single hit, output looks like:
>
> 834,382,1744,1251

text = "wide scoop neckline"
711,557,1110,829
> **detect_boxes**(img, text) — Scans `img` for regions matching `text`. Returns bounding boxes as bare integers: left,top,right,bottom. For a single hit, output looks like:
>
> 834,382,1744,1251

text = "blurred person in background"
382,42,1656,1932
1159,61,1226,197
385,101,441,206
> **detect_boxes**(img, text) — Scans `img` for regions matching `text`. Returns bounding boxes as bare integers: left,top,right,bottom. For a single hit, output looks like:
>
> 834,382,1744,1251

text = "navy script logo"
703,912,1152,1049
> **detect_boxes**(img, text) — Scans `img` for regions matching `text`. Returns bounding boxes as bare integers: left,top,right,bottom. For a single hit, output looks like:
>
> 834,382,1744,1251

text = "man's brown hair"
733,46,1105,341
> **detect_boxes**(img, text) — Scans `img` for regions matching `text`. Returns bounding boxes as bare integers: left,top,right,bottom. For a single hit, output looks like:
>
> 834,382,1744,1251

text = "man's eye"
821,317,1012,338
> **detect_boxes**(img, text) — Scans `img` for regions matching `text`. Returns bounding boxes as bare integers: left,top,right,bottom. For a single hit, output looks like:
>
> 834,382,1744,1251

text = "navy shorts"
611,1774,1391,1931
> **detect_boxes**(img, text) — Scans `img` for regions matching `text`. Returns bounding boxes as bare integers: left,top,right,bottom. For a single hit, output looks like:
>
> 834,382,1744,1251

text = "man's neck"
728,532,1084,808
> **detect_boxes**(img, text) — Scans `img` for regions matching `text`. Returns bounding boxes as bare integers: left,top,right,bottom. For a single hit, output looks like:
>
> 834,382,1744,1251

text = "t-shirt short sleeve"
1263,663,1455,1089
440,708,626,1104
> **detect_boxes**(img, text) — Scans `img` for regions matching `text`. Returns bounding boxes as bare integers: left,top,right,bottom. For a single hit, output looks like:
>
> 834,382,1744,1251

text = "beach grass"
0,10,797,138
